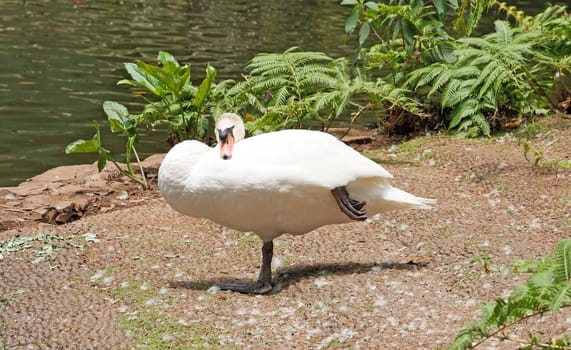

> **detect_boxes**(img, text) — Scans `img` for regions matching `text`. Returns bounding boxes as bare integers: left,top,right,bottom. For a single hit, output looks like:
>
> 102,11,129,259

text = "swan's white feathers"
158,127,434,241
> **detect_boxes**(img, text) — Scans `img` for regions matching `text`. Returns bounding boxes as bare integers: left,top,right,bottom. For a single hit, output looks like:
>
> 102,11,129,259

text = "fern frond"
299,72,338,89
453,0,495,36
493,20,514,45
311,90,342,113
248,77,291,92
476,62,506,98
449,239,571,349
547,284,571,315
440,79,462,108
404,64,446,89
427,69,454,97
272,86,291,106
449,101,478,129
553,239,571,283
472,113,490,136
457,37,494,51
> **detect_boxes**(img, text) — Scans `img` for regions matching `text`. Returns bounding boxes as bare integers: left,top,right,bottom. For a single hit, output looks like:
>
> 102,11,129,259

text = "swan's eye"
218,126,235,143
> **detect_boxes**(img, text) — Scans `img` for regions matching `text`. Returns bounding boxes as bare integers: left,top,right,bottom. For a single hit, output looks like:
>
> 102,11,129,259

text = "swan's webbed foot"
332,186,367,221
216,240,274,295
216,281,273,295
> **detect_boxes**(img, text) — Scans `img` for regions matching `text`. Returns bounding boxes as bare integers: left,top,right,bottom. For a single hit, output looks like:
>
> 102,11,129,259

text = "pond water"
0,0,554,186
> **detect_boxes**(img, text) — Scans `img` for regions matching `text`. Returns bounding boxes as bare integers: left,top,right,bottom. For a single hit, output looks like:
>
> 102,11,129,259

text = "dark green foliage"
118,51,219,142
454,0,496,36
405,4,570,136
343,1,570,136
228,47,423,132
342,0,458,81
228,47,337,131
448,239,571,349
65,52,224,186
408,20,546,136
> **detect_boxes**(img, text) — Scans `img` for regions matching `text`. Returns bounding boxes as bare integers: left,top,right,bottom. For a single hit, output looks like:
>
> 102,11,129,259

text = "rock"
0,152,162,232
29,164,96,184
21,194,52,209
54,201,75,212
341,135,375,145
74,197,90,211
42,208,58,224
55,211,75,224
140,154,165,169
5,182,48,196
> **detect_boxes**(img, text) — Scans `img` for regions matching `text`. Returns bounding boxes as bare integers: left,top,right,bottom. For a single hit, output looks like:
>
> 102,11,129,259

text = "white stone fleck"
387,316,399,327
116,191,128,200
90,270,105,282
374,296,387,307
530,218,541,229
207,285,220,295
314,278,330,288
118,305,128,313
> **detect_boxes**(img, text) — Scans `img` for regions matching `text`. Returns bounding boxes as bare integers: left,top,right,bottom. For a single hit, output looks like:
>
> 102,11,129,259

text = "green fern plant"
448,238,571,349
228,47,336,131
228,47,424,132
454,0,496,36
408,20,553,136
310,58,425,131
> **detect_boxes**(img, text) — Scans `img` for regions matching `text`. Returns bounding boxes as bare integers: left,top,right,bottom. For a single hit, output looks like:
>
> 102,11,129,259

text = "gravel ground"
1,118,570,349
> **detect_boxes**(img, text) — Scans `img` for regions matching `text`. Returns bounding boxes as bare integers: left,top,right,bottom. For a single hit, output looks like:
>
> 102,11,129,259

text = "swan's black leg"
216,240,274,295
332,186,367,221
255,240,273,293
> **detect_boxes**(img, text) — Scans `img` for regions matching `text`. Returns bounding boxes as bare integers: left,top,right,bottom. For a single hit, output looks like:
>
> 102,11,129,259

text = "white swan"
158,113,434,294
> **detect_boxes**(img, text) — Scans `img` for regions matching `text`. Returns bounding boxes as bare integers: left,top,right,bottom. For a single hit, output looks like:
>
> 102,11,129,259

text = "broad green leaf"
364,2,379,11
136,61,172,92
65,120,102,154
136,60,190,98
359,23,370,46
340,0,358,5
345,11,359,34
103,101,131,133
193,64,217,109
124,62,161,95
65,138,98,154
401,18,417,45
157,51,180,67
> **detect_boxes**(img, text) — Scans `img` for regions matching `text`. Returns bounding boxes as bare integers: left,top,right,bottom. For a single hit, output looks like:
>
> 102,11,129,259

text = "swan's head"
215,113,246,160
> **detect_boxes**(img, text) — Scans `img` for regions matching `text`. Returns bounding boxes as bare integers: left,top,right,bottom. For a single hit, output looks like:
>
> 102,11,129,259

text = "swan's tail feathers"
384,187,436,210
347,178,436,213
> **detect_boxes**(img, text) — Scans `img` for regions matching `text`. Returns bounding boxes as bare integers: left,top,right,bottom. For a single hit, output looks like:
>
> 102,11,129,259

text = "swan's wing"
195,129,392,191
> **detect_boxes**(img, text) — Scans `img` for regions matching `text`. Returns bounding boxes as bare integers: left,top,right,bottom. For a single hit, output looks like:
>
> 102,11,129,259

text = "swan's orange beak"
219,133,234,160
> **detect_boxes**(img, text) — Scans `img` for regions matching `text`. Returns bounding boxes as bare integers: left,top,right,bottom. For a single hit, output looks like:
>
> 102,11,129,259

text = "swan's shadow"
168,260,428,294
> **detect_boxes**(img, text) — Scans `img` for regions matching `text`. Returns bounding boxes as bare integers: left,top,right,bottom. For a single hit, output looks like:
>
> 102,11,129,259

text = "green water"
0,0,551,186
